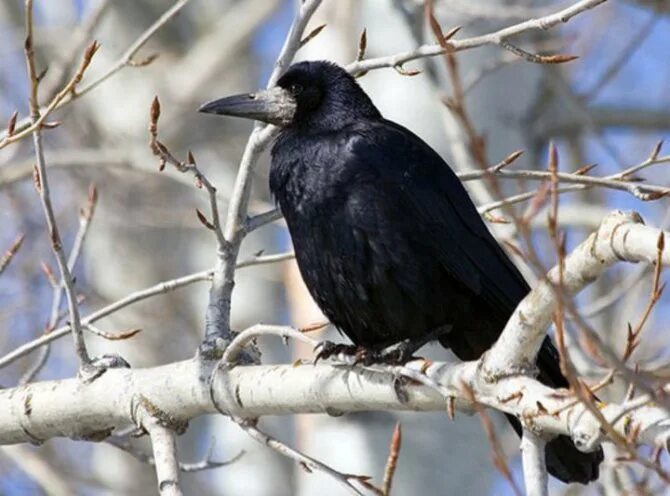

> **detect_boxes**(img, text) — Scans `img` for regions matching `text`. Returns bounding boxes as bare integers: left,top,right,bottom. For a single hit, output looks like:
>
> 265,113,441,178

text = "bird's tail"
504,338,603,484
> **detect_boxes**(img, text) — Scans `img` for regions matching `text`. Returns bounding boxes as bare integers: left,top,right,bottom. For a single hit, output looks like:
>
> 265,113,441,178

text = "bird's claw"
78,354,131,383
367,340,421,365
313,341,360,364
313,339,420,366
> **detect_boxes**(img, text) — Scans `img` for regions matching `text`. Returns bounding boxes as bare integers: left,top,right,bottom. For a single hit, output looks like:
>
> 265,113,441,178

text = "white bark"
484,210,668,379
521,430,548,496
1,209,667,493
1,351,669,452
136,404,184,496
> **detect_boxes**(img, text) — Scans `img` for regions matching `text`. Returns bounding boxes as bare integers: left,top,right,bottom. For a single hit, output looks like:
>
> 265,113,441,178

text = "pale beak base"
198,87,296,126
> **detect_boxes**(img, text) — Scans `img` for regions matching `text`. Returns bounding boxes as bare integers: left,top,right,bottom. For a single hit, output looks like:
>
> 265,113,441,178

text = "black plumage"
200,60,603,484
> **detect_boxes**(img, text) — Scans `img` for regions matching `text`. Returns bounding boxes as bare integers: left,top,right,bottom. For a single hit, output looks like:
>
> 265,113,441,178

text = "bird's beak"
198,87,296,126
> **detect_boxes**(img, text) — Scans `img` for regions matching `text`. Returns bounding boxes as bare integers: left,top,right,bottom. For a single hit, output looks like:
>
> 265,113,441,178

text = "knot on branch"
566,403,602,453
591,210,645,262
133,395,188,435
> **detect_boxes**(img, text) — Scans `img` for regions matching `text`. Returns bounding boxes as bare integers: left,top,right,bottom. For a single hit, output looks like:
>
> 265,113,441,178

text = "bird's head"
198,60,380,130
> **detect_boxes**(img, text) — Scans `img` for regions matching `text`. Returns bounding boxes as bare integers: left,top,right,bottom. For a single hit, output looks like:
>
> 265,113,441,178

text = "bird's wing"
344,120,529,316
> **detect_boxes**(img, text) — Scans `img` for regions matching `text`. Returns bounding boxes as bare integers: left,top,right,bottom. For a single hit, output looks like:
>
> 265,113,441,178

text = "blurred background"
0,0,669,494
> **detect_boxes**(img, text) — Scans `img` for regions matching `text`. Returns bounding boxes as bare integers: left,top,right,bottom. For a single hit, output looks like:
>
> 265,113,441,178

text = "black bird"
199,60,603,484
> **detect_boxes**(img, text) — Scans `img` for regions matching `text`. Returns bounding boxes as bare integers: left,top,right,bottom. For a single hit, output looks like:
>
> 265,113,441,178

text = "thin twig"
106,435,243,473
0,250,295,370
347,0,608,75
1,39,100,149
149,97,226,250
0,234,25,276
0,270,212,369
0,0,191,143
461,383,522,496
235,419,368,496
381,422,402,496
23,0,92,370
20,184,98,384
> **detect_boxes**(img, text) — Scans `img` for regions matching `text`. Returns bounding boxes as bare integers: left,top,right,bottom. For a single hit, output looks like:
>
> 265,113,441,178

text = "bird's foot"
313,340,421,366
313,341,362,364
78,354,131,383
358,339,421,366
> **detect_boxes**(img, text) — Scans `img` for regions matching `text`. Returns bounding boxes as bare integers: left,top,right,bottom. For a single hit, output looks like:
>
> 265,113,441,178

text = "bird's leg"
358,325,453,366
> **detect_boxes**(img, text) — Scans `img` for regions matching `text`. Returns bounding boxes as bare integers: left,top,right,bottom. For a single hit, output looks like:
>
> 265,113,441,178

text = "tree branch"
521,430,548,496
346,0,608,75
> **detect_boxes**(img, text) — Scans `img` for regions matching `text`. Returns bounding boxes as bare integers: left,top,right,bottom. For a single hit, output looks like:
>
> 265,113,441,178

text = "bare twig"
0,0,191,143
0,249,295,371
623,232,665,362
235,419,368,496
0,270,212,369
20,184,99,384
381,422,402,496
42,0,112,100
347,0,608,75
23,0,92,371
236,251,295,269
149,97,226,249
1,39,100,149
461,383,522,496
106,435,243,473
0,234,25,276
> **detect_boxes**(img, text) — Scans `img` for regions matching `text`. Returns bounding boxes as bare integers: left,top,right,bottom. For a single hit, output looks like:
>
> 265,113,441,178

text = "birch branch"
1,209,667,458
483,210,669,379
134,401,184,496
1,355,669,454
521,430,548,496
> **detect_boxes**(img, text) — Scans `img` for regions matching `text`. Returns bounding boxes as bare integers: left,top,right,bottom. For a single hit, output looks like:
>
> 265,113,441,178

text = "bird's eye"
289,83,303,96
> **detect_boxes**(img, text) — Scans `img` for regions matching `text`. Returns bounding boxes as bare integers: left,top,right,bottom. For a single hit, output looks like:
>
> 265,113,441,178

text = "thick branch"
0,357,668,455
483,210,669,378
